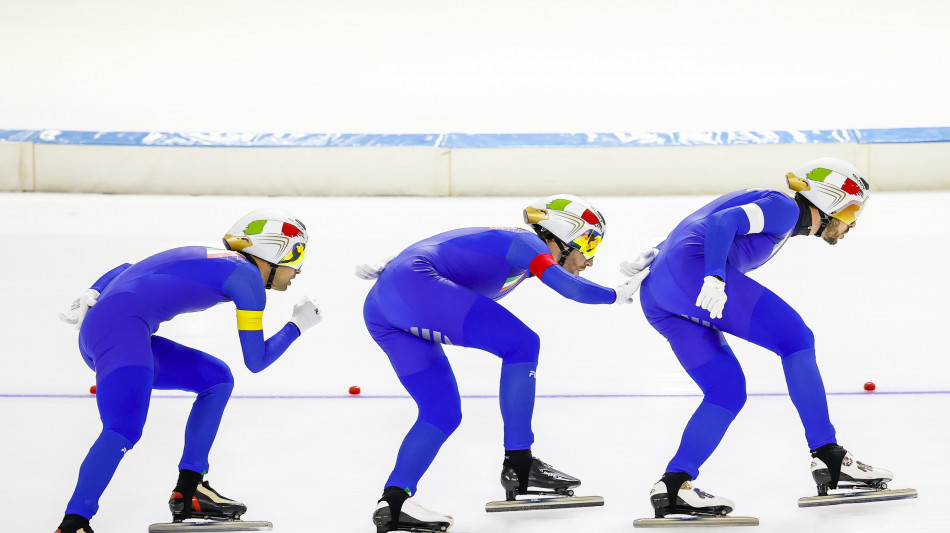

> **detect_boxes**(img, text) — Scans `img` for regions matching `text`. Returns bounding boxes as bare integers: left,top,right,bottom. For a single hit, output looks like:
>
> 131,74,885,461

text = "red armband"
529,254,558,279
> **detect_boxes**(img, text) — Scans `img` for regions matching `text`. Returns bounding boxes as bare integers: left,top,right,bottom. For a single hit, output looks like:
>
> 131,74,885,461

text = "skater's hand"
355,254,395,280
620,247,659,277
696,276,727,319
613,267,650,304
58,289,99,329
290,296,322,334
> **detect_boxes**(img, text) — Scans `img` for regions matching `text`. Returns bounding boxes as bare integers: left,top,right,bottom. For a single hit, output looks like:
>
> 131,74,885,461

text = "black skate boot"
168,470,246,521
488,450,603,511
372,486,453,533
55,514,93,533
500,450,581,501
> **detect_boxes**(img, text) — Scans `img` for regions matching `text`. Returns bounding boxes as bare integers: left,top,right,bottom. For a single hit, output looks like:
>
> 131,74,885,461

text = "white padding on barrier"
449,144,868,195
0,143,25,191
34,145,451,196
5,141,949,195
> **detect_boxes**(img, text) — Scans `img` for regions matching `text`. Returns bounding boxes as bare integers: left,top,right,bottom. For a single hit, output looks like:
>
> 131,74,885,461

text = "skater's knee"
695,362,746,415
198,380,234,403
101,427,139,449
199,357,235,389
435,409,463,435
203,365,235,391
776,325,814,358
750,295,815,356
500,329,540,365
705,386,746,416
420,399,463,435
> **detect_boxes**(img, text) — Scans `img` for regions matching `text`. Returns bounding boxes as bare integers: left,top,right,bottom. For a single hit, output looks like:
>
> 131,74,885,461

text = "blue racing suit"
639,189,836,479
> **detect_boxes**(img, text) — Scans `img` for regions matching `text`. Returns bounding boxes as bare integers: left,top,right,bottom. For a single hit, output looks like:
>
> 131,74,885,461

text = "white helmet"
523,194,606,259
786,157,870,224
223,209,308,269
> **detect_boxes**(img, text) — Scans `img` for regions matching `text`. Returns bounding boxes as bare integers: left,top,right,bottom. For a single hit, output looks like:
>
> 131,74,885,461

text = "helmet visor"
831,199,866,225
569,229,603,259
278,242,307,269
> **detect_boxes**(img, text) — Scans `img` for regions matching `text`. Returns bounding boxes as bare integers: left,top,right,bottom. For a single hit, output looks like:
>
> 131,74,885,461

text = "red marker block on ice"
864,382,875,392
349,385,361,395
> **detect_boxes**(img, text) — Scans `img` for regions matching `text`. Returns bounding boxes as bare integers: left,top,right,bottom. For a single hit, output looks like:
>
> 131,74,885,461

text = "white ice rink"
2,191,946,533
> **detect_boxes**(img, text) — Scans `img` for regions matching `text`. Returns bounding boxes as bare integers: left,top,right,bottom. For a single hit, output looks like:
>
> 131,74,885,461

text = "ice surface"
2,192,944,532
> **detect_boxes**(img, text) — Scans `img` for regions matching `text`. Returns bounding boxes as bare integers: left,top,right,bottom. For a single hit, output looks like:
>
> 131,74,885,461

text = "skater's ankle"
660,471,693,500
379,486,411,523
380,486,411,503
809,442,844,456
57,513,91,533
504,449,533,493
809,443,846,489
174,469,204,492
171,469,204,517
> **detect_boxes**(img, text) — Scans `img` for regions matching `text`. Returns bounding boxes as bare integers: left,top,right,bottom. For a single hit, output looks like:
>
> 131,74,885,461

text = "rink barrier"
2,127,949,195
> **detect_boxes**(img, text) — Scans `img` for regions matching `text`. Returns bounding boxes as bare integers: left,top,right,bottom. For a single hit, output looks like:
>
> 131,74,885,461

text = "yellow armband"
236,309,264,331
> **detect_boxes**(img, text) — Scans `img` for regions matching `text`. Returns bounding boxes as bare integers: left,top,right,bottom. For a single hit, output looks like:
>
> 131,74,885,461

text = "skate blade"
148,521,272,532
634,516,758,528
485,495,604,512
798,487,917,507
380,526,456,533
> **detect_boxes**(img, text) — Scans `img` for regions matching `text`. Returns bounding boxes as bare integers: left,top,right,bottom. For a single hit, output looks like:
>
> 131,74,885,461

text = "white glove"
696,276,727,319
289,296,322,334
58,289,100,329
613,267,650,305
354,254,395,280
620,247,659,277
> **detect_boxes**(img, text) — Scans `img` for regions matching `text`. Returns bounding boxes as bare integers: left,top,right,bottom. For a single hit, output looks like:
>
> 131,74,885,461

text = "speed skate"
798,445,917,508
485,456,603,512
151,480,272,532
633,475,757,528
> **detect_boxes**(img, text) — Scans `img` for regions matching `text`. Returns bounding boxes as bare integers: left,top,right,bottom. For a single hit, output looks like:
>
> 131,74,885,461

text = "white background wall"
3,0,950,133
2,1,950,195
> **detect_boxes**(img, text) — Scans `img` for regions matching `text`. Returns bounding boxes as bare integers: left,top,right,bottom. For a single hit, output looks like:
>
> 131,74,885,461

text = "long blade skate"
486,492,604,512
148,520,272,532
634,515,758,528
798,487,917,507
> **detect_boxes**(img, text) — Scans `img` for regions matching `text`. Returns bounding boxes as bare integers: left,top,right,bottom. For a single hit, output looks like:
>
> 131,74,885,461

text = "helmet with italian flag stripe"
223,209,308,268
523,194,606,259
786,158,870,224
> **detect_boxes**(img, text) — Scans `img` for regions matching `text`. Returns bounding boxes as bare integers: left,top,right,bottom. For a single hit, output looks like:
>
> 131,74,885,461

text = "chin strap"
239,252,279,289
793,193,832,237
554,238,574,266
815,213,833,237
265,264,278,289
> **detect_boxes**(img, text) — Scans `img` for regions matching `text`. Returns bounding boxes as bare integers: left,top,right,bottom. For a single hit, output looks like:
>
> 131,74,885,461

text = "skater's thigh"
373,260,478,346
746,287,814,356
151,336,234,393
459,296,538,363
79,295,155,380
366,296,451,377
646,309,733,372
